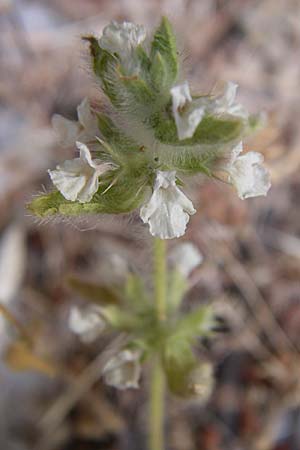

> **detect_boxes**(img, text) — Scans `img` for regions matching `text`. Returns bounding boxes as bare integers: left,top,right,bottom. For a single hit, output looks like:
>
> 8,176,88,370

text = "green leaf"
167,269,187,312
96,114,141,154
125,274,149,310
67,276,122,305
136,45,151,74
151,17,178,86
164,149,217,175
121,76,156,108
151,111,244,146
28,169,148,217
162,338,198,397
150,51,169,92
100,305,139,331
174,306,215,342
83,36,119,103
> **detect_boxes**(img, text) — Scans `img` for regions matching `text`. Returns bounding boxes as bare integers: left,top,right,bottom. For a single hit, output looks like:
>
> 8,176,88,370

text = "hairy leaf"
151,17,178,86
151,111,244,146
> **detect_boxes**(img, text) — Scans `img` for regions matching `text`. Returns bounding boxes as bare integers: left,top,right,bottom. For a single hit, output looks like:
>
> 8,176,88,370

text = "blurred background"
1,0,300,449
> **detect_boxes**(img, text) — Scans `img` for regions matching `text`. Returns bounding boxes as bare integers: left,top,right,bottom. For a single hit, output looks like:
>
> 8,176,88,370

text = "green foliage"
167,269,187,312
161,305,214,396
150,51,169,92
28,169,148,217
150,111,244,146
150,17,178,87
162,338,198,397
84,18,179,118
173,306,215,342
83,36,120,103
97,114,141,155
67,276,122,305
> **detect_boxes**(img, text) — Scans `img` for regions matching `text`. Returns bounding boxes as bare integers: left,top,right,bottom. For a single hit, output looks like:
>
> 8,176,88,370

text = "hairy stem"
149,238,167,450
153,237,167,321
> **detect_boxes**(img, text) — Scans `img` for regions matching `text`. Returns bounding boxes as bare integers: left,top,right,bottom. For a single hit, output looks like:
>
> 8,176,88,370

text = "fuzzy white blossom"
211,81,248,119
48,142,115,203
170,242,203,277
99,21,146,73
171,81,205,140
52,98,99,147
102,349,141,390
140,171,196,240
69,305,105,343
225,142,271,199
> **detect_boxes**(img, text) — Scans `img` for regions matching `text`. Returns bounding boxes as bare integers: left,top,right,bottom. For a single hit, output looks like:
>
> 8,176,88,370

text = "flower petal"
99,21,146,55
212,81,248,119
77,98,94,130
48,143,101,203
102,349,141,390
228,141,243,165
170,242,203,277
48,161,87,202
140,171,196,239
228,151,271,199
69,305,105,343
171,81,205,140
52,114,81,148
76,141,95,168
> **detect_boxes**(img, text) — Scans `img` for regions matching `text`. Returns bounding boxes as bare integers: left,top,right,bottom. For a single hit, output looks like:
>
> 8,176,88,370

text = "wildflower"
99,21,146,73
102,349,141,390
52,98,98,147
140,171,196,240
170,242,203,277
171,81,205,140
211,81,248,119
68,305,105,343
48,141,115,203
224,142,271,199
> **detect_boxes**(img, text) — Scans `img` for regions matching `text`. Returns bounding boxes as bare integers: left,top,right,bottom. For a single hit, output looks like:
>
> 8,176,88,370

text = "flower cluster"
29,18,270,239
67,243,214,395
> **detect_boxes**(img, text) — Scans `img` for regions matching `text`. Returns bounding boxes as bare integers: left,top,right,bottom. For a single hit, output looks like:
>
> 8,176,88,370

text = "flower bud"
102,349,141,390
68,304,105,343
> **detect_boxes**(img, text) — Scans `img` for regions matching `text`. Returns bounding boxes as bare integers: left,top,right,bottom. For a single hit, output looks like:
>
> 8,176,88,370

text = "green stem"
149,358,165,450
153,237,167,321
149,238,167,450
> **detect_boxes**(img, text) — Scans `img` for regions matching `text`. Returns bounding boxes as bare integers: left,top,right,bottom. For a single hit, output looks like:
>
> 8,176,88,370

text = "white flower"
69,305,105,343
225,142,271,199
52,98,98,147
99,21,146,73
140,171,196,239
102,349,141,390
171,81,205,140
212,81,248,119
48,141,115,203
190,362,214,399
170,242,203,277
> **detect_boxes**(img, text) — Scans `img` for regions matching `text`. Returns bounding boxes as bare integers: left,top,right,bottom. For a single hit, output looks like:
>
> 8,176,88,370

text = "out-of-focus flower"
100,253,129,285
190,362,214,400
0,224,26,305
140,171,196,239
102,349,141,390
171,81,205,140
224,142,271,199
68,304,105,343
169,242,203,277
48,142,115,203
52,98,99,147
